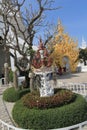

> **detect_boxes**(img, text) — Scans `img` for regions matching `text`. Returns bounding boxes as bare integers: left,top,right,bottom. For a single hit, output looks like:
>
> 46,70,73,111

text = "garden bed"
12,90,87,130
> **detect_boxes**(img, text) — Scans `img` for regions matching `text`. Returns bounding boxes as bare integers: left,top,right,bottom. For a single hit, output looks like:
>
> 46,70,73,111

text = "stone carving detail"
39,72,54,97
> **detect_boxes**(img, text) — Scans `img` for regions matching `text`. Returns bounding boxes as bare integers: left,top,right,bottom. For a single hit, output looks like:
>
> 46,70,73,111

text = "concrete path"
0,85,7,95
0,85,15,129
0,95,13,125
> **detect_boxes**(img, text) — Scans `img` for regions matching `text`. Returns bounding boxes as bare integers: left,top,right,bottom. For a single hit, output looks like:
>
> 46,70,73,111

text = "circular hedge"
22,89,76,109
3,87,30,102
12,94,87,130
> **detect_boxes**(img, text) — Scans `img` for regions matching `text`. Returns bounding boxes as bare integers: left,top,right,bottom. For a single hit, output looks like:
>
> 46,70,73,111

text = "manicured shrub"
12,94,87,130
22,89,76,109
3,87,30,102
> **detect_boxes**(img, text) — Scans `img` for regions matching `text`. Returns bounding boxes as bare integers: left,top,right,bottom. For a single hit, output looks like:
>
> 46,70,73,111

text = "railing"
0,118,87,130
51,121,87,130
0,119,28,130
0,77,25,87
57,81,87,96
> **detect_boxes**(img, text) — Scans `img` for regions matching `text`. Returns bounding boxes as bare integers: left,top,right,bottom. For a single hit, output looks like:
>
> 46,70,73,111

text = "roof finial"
58,17,61,25
38,37,44,50
81,36,87,49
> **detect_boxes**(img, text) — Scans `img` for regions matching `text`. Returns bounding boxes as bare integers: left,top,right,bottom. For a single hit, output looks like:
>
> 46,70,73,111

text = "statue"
32,38,54,97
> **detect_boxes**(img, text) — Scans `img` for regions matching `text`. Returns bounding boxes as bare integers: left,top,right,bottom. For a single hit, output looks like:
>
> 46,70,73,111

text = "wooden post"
29,72,34,92
13,66,18,90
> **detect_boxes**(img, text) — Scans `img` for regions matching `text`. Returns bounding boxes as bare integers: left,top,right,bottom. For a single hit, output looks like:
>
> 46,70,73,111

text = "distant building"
80,37,87,49
77,37,87,72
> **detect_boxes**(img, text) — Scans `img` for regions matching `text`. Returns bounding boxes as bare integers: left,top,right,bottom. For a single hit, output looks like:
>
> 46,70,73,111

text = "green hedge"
3,87,30,102
12,94,87,130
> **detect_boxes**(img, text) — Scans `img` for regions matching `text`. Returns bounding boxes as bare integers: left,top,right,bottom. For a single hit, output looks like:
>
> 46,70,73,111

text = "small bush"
22,89,76,109
3,87,30,102
12,94,87,130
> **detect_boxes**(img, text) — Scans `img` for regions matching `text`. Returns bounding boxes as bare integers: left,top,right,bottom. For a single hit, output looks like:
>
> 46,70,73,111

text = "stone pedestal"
34,70,54,97
40,73,54,97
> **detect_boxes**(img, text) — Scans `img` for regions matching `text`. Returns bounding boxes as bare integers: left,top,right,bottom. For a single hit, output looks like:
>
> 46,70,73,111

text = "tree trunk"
24,71,30,88
19,70,30,88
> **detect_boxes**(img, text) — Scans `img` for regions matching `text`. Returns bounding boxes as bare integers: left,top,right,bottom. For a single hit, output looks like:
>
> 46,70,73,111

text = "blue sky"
56,0,87,47
20,0,87,47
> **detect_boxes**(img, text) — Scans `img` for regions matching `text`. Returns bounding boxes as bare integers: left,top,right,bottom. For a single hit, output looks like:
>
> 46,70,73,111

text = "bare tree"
0,0,60,88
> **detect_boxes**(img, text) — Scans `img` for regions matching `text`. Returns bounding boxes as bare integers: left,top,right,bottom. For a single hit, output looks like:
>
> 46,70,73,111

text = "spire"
81,36,87,49
38,37,44,50
58,17,61,26
57,18,64,35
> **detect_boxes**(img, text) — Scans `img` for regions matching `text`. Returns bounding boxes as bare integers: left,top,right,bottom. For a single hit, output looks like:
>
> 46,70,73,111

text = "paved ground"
0,72,87,129
0,85,15,129
57,72,87,83
0,95,14,129
50,72,87,88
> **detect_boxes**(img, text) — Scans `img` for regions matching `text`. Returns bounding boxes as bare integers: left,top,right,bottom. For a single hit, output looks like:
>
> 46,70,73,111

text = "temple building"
0,0,38,77
80,37,87,49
